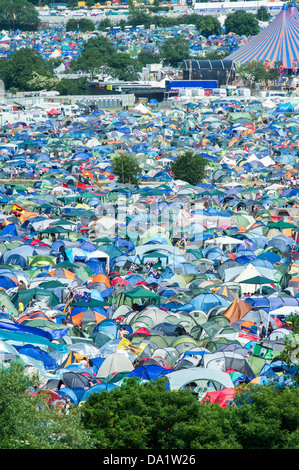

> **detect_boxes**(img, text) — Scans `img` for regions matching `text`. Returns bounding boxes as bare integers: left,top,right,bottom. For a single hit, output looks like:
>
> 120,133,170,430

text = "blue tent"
58,387,86,405
81,383,119,401
179,293,230,313
15,344,59,370
128,364,173,381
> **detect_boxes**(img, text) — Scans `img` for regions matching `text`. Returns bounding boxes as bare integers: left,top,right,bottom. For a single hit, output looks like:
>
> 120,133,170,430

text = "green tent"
41,226,72,235
123,287,161,307
70,299,110,310
11,288,60,309
28,255,56,267
253,343,273,360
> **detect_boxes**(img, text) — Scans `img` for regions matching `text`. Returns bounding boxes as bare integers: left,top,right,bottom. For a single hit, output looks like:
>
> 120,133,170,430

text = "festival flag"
13,102,25,111
82,169,94,180
12,204,25,216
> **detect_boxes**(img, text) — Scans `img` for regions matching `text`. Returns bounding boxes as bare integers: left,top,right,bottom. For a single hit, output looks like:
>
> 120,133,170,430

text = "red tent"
201,388,236,407
47,108,61,115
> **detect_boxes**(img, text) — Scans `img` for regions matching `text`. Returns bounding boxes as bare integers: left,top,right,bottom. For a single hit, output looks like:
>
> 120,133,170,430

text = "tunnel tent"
166,367,234,394
203,351,256,378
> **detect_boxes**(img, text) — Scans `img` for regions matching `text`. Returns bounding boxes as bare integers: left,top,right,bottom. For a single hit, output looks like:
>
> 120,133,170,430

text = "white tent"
205,236,242,249
85,249,110,266
167,367,234,391
96,352,134,378
270,306,299,316
50,49,62,59
134,103,152,114
262,98,276,109
234,263,275,294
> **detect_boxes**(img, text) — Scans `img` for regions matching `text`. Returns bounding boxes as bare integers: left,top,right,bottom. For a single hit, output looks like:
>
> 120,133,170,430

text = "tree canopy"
0,49,53,92
0,359,298,449
66,18,95,32
256,6,271,22
238,60,278,84
80,376,299,449
69,36,141,81
224,10,260,37
0,0,40,31
196,15,222,37
0,362,93,449
159,36,190,67
171,151,208,186
111,153,140,185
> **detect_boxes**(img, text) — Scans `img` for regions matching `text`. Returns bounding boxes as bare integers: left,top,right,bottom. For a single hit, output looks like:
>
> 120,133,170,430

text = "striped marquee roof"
227,4,299,69
289,2,299,20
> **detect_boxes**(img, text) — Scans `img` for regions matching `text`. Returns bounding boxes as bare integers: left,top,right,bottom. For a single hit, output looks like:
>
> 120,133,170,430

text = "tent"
227,4,299,69
167,367,234,391
222,297,252,325
120,287,161,307
96,352,134,378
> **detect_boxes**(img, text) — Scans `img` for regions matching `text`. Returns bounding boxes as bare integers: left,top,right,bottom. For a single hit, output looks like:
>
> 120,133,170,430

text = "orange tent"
285,169,299,179
222,298,252,325
229,138,239,147
71,307,107,327
49,268,76,280
19,211,40,225
90,274,112,288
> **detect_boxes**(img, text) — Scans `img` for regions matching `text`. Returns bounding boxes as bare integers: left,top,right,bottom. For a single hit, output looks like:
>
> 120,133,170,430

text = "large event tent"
228,4,299,69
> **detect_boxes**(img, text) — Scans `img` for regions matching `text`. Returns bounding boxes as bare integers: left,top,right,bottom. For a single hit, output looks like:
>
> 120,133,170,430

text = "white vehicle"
39,90,60,97
0,111,48,125
60,104,79,116
72,11,86,17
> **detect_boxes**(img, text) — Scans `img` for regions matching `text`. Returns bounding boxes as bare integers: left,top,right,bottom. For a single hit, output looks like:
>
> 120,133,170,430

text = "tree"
66,18,95,32
27,71,61,92
196,15,222,38
0,49,53,92
256,6,270,22
275,314,299,377
97,18,114,31
171,151,207,186
225,10,260,36
0,0,40,31
54,77,88,96
137,50,161,67
66,0,79,7
127,7,152,28
107,53,141,81
80,377,201,449
238,60,278,86
230,384,299,449
0,361,93,449
65,18,78,31
111,154,140,184
70,36,141,81
203,50,231,60
77,18,95,32
80,376,299,449
159,36,190,67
